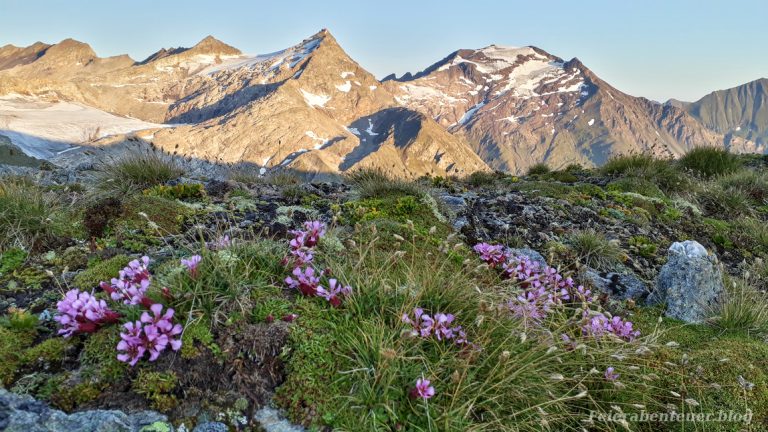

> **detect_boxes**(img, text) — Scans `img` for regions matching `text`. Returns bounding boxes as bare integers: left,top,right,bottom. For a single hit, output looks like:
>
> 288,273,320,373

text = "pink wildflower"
473,243,507,267
54,289,120,337
99,256,152,307
181,255,202,277
410,377,435,400
116,304,182,366
316,278,352,307
604,367,620,381
285,266,321,296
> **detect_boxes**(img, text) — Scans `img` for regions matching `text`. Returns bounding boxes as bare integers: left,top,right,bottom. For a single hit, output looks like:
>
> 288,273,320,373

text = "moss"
143,183,206,201
703,218,735,250
133,370,179,412
72,254,131,290
56,246,89,271
0,327,34,385
252,297,294,323
20,337,68,369
606,177,666,199
121,195,192,235
275,298,351,427
0,307,39,331
51,381,104,411
180,319,220,359
80,326,127,382
0,248,27,276
628,236,658,258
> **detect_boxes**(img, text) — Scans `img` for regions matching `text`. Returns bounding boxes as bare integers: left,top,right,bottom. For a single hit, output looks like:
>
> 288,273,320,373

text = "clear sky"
1,0,765,102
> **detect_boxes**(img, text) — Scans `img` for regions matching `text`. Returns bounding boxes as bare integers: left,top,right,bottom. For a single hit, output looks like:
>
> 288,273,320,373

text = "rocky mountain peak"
41,38,97,64
188,35,241,56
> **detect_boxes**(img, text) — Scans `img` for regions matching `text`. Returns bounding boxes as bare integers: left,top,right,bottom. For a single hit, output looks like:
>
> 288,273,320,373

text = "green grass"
712,274,768,336
526,162,551,176
716,169,768,205
679,147,742,179
161,239,285,326
0,177,74,251
601,154,689,193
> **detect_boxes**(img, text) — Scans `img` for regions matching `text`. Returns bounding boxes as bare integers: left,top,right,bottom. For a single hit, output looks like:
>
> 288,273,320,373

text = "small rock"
647,240,723,323
253,406,305,432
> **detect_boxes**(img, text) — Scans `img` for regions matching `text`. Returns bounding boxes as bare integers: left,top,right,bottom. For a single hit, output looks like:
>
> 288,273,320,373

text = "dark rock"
583,268,648,301
204,179,233,198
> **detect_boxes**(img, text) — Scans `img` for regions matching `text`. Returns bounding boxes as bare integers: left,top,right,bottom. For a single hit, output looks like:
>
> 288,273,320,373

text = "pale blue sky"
1,0,765,102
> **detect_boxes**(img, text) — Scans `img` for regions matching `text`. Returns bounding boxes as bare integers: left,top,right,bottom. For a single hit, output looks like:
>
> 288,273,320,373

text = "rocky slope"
684,78,768,148
384,46,745,173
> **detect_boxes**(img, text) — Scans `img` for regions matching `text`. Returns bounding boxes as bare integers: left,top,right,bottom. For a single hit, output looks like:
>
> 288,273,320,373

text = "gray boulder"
647,240,723,323
0,389,170,432
583,268,648,301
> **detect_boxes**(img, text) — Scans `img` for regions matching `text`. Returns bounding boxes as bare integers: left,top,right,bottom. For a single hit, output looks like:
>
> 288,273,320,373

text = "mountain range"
0,29,765,177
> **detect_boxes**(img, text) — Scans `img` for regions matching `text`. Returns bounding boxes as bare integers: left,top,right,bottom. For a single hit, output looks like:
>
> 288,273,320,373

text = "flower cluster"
54,289,120,337
117,304,182,366
472,243,507,267
283,220,352,307
473,242,638,341
402,307,469,345
99,256,152,307
582,312,640,342
55,255,183,367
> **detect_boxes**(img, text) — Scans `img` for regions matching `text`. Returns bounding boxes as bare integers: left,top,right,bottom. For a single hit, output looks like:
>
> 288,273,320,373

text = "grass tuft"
567,229,622,270
679,146,741,178
96,151,183,194
346,167,425,199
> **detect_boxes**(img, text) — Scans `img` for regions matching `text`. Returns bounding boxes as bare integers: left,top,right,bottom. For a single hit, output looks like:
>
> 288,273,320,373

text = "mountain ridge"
0,29,764,177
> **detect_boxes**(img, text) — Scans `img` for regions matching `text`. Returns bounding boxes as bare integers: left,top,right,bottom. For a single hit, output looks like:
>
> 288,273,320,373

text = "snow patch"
335,81,352,92
341,71,355,78
305,131,329,149
0,94,170,160
458,101,486,125
588,118,595,126
365,119,379,136
300,89,331,108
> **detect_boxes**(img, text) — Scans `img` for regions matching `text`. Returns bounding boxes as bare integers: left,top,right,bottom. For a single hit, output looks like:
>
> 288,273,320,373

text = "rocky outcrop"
0,389,170,432
648,240,724,323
